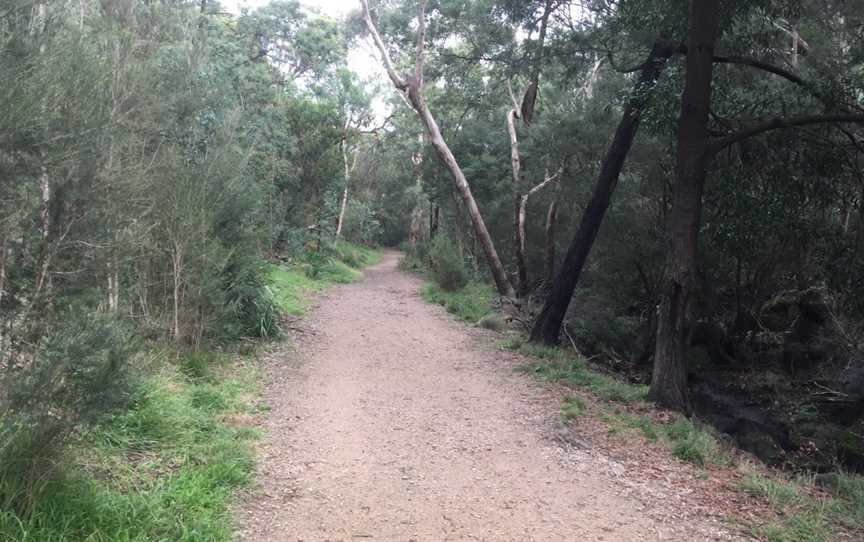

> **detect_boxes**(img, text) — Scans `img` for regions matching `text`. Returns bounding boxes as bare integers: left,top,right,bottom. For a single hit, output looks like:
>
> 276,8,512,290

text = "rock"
477,313,507,332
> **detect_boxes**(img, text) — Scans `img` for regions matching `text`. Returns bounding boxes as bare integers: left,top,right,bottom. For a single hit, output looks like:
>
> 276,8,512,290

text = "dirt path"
238,251,739,541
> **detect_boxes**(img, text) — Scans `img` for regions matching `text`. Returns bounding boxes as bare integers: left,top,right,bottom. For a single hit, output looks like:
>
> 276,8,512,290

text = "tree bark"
34,163,51,293
528,41,678,344
507,105,527,296
171,240,184,342
516,168,560,296
335,133,356,238
649,0,722,413
543,184,561,286
361,0,515,297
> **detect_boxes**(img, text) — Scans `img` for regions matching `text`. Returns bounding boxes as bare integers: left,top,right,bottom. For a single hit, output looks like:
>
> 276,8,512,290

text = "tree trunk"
335,138,350,238
408,87,515,297
0,233,6,312
507,107,528,297
360,0,514,297
529,41,678,344
171,241,184,342
34,163,51,293
649,0,721,413
408,142,425,246
516,169,560,296
430,203,439,237
543,180,562,285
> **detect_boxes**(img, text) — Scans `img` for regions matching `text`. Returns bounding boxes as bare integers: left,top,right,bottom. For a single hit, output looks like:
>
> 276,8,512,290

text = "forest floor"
236,251,746,541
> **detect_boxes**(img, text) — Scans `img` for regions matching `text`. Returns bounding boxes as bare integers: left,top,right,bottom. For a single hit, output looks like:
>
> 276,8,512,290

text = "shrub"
0,312,139,513
429,236,467,291
221,256,281,340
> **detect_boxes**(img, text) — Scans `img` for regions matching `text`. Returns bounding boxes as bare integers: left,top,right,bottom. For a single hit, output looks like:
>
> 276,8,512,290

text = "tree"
360,0,515,297
529,40,679,344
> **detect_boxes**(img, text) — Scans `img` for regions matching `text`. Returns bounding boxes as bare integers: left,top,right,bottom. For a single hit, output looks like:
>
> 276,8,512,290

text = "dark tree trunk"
529,41,678,344
649,0,722,413
543,198,557,286
430,203,439,237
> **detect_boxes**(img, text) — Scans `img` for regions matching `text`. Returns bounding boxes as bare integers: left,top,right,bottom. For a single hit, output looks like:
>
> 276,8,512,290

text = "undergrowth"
0,350,261,542
0,241,381,541
421,281,494,323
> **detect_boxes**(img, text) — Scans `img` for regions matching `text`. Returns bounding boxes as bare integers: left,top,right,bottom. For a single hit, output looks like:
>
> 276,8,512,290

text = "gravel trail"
237,251,737,541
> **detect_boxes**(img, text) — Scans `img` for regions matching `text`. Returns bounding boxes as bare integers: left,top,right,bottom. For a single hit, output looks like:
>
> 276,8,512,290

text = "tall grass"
0,351,260,542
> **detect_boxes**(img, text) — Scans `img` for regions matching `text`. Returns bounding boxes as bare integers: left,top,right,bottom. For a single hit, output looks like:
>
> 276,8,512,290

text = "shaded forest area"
361,0,864,478
1,0,864,539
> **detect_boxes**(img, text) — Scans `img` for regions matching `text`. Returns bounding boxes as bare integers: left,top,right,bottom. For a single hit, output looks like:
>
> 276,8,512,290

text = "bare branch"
359,0,408,90
414,0,427,89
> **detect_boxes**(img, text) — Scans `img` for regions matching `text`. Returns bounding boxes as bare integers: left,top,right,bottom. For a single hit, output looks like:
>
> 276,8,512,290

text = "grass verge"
267,242,382,315
420,281,494,323
740,472,864,541
504,335,730,468
0,350,261,542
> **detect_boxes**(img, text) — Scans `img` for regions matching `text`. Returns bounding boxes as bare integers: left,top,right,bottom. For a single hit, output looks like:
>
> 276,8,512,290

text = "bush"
429,236,467,291
221,255,282,340
0,312,139,513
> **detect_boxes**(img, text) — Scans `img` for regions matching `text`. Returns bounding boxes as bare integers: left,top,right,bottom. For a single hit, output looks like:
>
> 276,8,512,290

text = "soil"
237,251,744,541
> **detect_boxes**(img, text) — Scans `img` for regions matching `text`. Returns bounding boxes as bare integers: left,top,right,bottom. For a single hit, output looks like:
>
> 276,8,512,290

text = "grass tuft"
266,242,381,315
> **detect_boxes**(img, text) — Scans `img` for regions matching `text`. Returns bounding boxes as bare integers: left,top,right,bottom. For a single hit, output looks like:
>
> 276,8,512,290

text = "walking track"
237,251,738,541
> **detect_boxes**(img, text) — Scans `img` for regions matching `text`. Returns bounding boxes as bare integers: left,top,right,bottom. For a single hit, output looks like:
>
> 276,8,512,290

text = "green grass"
561,395,586,421
507,339,733,467
265,264,326,315
421,281,494,323
741,472,864,541
0,351,261,542
513,344,649,404
266,242,381,315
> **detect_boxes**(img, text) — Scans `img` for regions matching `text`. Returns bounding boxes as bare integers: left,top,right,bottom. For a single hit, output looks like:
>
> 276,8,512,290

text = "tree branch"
360,0,408,90
709,114,864,154
414,0,427,89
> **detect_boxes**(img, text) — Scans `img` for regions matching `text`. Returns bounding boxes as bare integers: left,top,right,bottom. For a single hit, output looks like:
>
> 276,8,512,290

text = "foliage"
0,313,139,514
429,236,469,291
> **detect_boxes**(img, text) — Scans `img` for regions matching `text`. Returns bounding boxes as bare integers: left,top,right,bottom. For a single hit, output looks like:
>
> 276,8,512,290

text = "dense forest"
1,0,864,539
